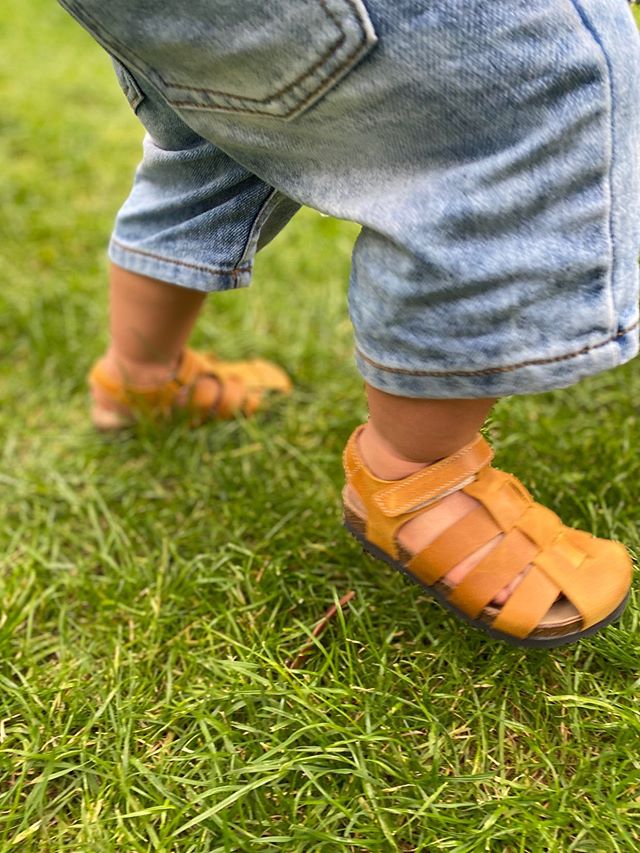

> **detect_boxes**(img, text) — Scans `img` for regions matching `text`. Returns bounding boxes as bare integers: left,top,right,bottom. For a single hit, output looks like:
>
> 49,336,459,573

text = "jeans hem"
355,321,639,398
109,238,253,292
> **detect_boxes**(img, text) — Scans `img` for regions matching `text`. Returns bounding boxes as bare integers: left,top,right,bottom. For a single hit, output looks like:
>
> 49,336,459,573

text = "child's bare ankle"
101,346,180,387
358,423,431,480
362,385,498,479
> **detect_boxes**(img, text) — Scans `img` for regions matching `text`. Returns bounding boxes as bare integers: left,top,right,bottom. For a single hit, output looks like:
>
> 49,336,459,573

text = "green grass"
1,3,640,850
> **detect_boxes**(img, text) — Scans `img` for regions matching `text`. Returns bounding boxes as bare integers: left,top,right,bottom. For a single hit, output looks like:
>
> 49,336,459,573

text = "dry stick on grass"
287,590,357,670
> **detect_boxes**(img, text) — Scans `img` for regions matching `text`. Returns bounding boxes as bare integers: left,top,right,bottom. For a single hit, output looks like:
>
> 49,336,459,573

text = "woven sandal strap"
490,564,562,639
372,433,494,517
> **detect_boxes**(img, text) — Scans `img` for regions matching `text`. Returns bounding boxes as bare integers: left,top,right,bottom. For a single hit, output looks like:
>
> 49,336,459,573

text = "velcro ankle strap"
373,434,494,517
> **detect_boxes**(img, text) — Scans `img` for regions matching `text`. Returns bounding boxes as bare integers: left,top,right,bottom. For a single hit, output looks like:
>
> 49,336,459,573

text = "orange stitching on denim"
356,320,639,378
110,238,250,278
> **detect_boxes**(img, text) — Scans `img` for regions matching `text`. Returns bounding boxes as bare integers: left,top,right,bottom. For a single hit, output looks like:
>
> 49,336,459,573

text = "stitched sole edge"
343,517,630,649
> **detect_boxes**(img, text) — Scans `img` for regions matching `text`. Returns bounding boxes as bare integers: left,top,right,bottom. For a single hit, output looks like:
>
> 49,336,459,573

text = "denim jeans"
59,0,640,398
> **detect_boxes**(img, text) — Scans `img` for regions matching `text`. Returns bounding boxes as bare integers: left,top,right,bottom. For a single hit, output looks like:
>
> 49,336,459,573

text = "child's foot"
343,423,632,646
345,424,521,608
89,347,292,430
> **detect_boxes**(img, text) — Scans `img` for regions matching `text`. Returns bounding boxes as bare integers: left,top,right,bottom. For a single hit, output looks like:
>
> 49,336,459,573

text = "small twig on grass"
287,590,357,670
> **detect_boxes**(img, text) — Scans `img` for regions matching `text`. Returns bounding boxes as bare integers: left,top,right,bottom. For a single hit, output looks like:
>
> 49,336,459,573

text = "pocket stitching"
171,0,370,117
163,0,345,100
112,58,145,112
61,0,373,118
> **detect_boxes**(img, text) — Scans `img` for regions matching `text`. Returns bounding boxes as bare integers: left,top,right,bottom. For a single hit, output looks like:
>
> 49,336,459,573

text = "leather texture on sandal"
342,425,632,648
89,347,292,429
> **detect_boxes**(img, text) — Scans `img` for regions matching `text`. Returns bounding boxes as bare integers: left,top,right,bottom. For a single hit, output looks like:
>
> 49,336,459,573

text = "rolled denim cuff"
108,237,252,292
354,321,639,399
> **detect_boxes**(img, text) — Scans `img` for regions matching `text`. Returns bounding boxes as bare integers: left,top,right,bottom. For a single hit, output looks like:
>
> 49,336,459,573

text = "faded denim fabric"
59,0,640,398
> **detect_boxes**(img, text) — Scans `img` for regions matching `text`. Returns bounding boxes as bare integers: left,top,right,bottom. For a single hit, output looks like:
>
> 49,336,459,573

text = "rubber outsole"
344,517,630,649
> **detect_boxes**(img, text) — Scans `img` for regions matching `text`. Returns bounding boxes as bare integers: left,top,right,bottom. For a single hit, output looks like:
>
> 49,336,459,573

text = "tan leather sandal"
342,425,632,648
88,347,292,430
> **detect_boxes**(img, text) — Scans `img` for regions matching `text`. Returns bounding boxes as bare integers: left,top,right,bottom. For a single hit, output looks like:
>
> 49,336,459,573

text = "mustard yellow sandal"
342,425,632,648
89,347,292,430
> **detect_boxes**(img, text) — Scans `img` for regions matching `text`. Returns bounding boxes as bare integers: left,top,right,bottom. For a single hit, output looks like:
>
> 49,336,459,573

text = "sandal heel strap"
343,426,494,518
88,349,207,400
376,434,494,516
88,360,180,408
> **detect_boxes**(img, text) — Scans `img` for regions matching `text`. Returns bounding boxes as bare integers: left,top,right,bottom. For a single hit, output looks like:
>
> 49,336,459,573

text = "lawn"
1,3,640,851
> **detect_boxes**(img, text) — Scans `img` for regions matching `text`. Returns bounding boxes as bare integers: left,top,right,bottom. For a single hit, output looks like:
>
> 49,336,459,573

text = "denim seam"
60,0,368,119
568,0,616,335
112,58,145,112
355,319,639,378
144,134,207,154
110,237,251,278
236,188,279,267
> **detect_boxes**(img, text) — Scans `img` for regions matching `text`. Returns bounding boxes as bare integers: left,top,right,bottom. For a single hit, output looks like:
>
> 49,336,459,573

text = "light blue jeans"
59,0,640,398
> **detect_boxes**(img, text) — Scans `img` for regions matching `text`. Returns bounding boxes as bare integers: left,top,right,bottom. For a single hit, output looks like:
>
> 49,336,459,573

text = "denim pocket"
59,0,378,120
111,57,145,113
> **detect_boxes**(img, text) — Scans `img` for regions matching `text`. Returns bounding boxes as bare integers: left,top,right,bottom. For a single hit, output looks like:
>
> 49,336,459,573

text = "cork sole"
343,504,629,649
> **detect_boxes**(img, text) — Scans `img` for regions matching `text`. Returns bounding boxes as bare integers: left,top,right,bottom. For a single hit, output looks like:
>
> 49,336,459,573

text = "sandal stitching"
375,469,485,516
374,442,491,515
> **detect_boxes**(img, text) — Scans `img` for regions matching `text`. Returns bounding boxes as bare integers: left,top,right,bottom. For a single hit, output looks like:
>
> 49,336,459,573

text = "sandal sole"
344,516,630,649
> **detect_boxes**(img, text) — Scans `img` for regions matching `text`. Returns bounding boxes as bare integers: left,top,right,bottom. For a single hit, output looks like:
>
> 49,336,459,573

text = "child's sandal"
88,347,292,430
342,425,632,648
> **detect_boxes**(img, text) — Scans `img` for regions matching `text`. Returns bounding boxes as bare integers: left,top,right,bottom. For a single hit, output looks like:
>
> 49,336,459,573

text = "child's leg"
62,0,639,642
82,79,300,425
104,263,207,380
91,259,297,426
92,262,219,415
349,388,522,608
362,388,496,468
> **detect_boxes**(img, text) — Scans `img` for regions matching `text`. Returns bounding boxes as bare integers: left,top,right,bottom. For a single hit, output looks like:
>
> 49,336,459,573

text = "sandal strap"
531,535,630,630
374,434,493,516
88,361,181,410
173,349,261,418
343,427,493,515
412,464,630,634
89,348,291,429
215,374,251,418
489,564,563,638
408,465,567,603
89,348,249,420
175,348,209,386
343,424,631,637
343,426,493,558
88,349,206,403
